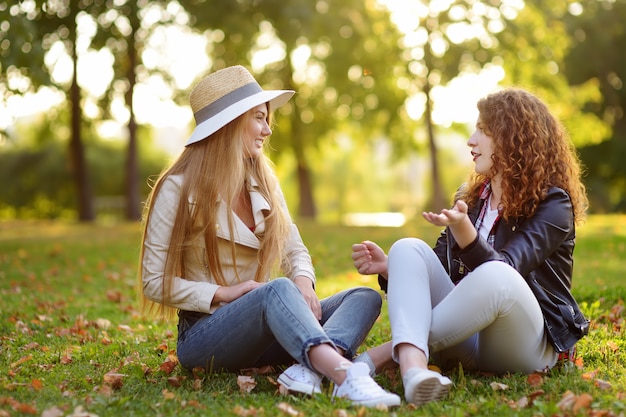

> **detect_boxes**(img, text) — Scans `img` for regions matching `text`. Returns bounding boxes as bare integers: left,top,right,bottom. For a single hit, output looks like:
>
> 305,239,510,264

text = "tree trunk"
69,12,94,221
290,107,316,219
125,10,141,221
423,81,446,212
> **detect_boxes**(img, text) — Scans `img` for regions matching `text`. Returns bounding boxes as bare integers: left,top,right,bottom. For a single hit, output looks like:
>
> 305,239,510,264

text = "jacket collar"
214,176,271,249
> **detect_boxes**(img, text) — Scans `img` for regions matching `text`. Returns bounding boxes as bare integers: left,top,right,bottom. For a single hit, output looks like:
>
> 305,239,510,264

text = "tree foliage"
180,0,411,218
562,0,626,212
2,0,625,220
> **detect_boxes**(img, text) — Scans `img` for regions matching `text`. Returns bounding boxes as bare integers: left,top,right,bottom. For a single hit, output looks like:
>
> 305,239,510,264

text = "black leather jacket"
380,187,589,353
436,186,589,352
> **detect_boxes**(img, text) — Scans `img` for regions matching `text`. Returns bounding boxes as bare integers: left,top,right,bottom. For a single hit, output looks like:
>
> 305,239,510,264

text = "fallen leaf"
123,352,141,366
167,376,186,388
31,379,43,391
117,324,133,333
277,402,302,416
67,405,99,416
10,354,32,368
182,400,205,410
60,352,72,365
278,383,290,396
427,364,442,373
95,318,111,330
526,373,543,387
490,381,509,391
41,406,65,417
106,290,122,303
159,354,178,375
237,375,256,393
103,372,126,390
192,378,202,391
514,396,529,409
594,379,612,390
15,402,37,414
162,388,176,400
581,368,599,380
233,405,263,416
574,356,584,369
573,393,593,413
528,389,545,402
22,342,40,350
557,390,577,411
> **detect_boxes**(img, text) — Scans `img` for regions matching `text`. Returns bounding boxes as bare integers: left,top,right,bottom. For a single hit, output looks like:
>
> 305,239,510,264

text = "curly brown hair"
458,88,588,224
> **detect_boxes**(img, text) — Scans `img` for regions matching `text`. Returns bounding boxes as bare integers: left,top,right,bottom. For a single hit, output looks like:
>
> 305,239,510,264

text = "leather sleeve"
458,188,574,280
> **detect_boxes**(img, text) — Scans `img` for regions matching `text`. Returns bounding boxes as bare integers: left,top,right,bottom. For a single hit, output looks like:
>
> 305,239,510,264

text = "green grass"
0,216,625,416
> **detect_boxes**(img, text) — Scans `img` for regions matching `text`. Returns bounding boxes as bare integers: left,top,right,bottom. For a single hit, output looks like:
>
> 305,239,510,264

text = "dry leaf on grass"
192,378,202,391
490,381,509,391
162,388,176,400
41,406,65,417
594,379,613,390
278,383,290,396
10,354,32,368
66,406,99,417
526,372,544,387
103,371,126,390
237,375,257,393
557,390,577,410
159,352,179,375
277,402,302,416
557,390,594,413
167,375,186,387
573,393,593,414
233,405,264,416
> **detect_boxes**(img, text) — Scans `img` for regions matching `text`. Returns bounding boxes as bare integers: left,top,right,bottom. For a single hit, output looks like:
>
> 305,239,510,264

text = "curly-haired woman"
351,88,590,406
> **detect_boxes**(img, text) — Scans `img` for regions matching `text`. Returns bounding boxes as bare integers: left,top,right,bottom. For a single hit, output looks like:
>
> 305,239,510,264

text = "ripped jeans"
176,278,382,372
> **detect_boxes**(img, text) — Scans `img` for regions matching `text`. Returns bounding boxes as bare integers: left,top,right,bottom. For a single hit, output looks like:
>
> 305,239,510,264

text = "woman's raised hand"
351,240,389,278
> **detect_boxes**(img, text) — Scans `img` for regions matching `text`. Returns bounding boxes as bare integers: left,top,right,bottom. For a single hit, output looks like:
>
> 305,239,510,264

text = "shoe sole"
277,373,321,395
407,375,451,406
350,397,402,408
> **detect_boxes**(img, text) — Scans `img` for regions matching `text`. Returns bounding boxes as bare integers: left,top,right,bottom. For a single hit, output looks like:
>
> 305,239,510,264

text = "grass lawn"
0,216,625,416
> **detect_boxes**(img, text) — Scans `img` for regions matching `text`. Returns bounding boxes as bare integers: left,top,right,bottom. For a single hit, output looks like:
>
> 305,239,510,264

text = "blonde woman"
140,66,400,408
352,88,590,406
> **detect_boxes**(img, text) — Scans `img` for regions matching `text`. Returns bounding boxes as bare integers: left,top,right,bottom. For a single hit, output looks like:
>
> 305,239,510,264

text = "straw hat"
186,65,295,146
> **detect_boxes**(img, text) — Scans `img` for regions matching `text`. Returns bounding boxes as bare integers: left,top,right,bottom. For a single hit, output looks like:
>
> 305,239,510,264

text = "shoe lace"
348,374,385,396
335,363,385,397
300,367,320,384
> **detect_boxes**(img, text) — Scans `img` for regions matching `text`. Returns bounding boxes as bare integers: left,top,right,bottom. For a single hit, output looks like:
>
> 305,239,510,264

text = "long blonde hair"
459,88,588,224
139,107,291,318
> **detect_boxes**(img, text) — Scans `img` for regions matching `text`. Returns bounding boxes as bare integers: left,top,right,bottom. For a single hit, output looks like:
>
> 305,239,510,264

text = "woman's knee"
263,277,300,300
352,286,383,311
389,237,430,258
267,277,297,291
466,261,528,297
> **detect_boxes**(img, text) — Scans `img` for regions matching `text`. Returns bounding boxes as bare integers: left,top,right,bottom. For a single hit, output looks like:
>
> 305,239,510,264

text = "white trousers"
387,238,558,373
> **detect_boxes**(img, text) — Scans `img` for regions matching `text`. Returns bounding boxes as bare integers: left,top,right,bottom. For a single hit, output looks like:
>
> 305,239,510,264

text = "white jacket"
142,174,316,314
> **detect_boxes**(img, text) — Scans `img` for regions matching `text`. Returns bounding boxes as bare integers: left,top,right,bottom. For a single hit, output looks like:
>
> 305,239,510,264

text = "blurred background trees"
1,0,624,223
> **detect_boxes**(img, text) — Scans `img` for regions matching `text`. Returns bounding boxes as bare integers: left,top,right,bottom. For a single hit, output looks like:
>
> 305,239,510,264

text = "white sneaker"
403,367,452,406
277,364,322,395
332,362,401,408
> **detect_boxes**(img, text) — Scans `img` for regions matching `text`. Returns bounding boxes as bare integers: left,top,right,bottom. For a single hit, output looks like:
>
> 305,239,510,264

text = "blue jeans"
176,278,382,372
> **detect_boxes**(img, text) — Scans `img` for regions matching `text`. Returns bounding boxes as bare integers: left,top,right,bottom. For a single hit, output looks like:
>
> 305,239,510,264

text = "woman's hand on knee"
213,280,263,305
294,276,322,320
